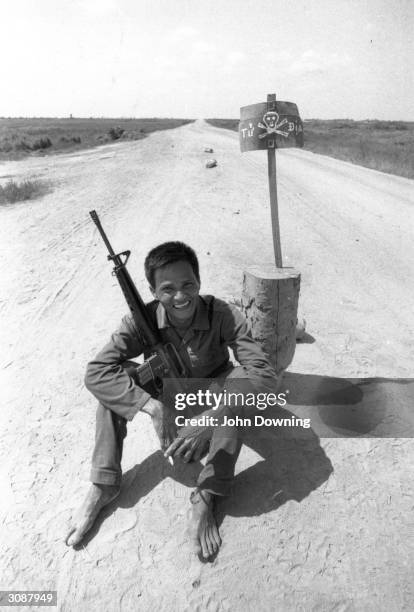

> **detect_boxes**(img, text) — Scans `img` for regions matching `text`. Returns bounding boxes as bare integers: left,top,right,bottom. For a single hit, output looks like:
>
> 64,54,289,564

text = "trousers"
89,365,261,496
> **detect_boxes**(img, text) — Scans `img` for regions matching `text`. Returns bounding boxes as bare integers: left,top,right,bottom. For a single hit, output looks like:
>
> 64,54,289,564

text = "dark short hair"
144,241,200,288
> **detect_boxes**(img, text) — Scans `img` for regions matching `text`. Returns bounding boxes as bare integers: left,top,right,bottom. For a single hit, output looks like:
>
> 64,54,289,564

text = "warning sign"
239,100,303,151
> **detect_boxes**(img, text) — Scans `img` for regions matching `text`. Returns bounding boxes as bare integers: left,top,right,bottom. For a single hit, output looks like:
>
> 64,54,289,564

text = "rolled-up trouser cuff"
121,390,151,421
196,457,237,497
196,478,233,497
90,468,122,486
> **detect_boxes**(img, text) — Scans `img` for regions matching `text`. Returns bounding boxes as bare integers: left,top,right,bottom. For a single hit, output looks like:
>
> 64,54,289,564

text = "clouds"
163,27,218,70
1,0,412,119
159,26,247,78
226,51,247,67
240,47,352,83
289,50,352,75
167,26,200,44
75,0,122,18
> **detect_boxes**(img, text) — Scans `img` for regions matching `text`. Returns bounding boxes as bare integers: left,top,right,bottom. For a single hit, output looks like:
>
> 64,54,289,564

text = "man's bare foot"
65,483,120,547
189,489,221,559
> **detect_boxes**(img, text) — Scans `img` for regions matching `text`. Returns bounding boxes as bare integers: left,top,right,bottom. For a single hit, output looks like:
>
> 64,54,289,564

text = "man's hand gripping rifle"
89,210,188,400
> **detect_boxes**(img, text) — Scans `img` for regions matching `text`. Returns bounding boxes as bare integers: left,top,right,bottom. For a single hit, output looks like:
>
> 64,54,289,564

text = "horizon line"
0,116,413,123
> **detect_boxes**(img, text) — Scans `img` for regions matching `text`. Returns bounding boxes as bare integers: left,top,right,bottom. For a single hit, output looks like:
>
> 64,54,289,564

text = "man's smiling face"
151,260,200,326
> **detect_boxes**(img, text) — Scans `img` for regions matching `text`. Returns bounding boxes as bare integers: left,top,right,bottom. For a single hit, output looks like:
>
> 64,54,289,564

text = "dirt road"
1,120,413,611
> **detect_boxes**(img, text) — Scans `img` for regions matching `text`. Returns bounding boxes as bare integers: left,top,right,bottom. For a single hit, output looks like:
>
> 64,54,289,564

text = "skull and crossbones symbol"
258,111,289,138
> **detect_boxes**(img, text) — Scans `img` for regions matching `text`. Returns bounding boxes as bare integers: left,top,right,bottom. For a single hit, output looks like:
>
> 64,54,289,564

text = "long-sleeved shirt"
85,295,277,420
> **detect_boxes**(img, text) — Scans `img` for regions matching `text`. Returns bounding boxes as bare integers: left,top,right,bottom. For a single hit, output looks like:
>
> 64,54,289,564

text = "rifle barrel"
89,210,116,258
89,209,161,348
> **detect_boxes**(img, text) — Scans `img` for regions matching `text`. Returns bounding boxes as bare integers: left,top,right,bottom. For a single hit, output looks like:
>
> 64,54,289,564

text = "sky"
1,0,413,120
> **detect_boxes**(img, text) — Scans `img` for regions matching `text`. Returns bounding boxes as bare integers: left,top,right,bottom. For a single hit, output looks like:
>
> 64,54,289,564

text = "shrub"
0,179,50,204
108,126,124,140
59,135,81,144
32,137,52,150
14,140,32,151
0,141,13,152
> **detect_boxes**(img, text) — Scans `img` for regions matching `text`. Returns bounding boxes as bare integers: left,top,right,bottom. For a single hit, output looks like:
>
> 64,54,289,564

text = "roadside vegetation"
206,119,239,132
0,178,51,204
206,118,414,179
0,117,194,161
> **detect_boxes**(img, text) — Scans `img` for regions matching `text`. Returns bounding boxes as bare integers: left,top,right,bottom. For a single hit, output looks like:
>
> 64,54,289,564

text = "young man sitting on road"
65,241,277,559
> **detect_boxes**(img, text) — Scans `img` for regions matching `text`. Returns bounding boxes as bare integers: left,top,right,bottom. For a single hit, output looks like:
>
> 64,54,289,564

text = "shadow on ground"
80,411,331,547
78,373,414,546
283,372,414,437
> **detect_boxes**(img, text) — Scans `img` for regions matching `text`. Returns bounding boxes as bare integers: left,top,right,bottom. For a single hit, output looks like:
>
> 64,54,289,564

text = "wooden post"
242,265,301,375
268,148,282,267
239,93,303,376
266,93,282,267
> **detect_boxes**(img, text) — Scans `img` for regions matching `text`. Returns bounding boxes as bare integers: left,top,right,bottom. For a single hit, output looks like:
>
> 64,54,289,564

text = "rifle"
89,210,188,398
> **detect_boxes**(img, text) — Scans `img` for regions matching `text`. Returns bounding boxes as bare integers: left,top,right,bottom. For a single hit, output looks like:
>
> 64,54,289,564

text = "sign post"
239,93,303,267
267,114,282,267
239,93,303,375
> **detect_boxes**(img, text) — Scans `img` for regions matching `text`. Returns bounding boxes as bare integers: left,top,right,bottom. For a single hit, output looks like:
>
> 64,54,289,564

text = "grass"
303,119,414,179
0,117,194,161
206,118,414,179
0,178,51,204
206,118,239,132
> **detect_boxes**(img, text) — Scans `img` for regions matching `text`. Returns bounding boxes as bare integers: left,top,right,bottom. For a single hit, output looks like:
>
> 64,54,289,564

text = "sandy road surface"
1,120,413,611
